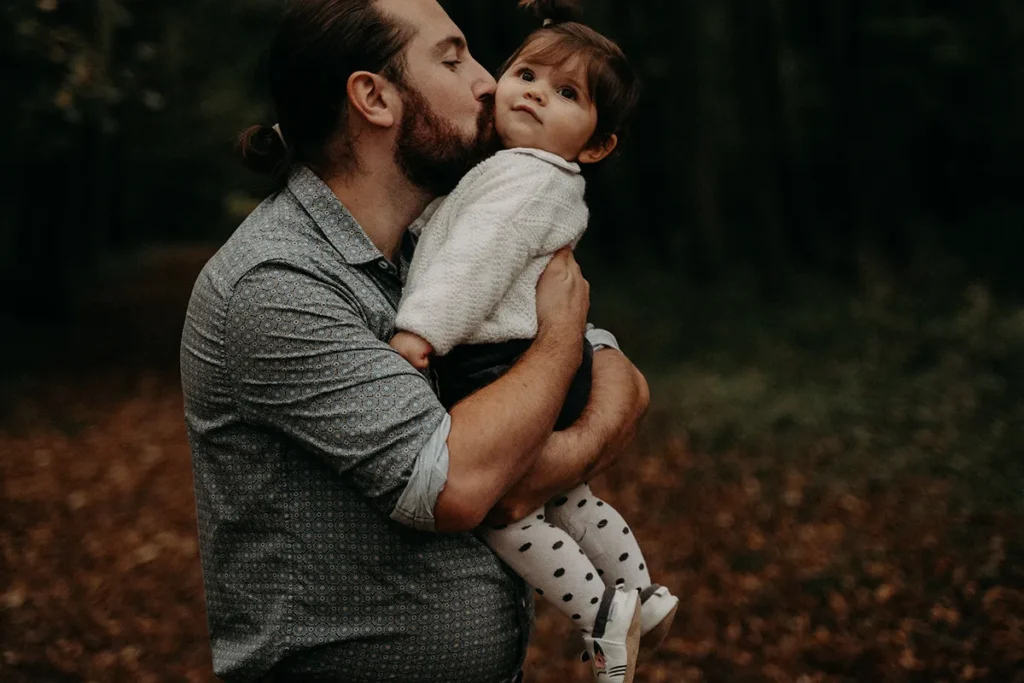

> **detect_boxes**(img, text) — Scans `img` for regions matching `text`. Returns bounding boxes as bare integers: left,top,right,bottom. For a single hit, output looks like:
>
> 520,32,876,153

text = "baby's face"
495,56,599,162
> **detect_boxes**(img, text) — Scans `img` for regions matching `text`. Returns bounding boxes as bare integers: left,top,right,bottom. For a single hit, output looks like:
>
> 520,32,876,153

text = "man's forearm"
435,334,580,532
485,348,649,524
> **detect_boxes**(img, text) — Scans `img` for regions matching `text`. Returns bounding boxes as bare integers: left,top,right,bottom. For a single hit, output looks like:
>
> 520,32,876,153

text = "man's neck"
325,162,433,263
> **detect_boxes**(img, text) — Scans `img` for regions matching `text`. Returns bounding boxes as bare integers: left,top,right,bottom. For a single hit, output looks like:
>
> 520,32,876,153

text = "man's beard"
394,83,498,197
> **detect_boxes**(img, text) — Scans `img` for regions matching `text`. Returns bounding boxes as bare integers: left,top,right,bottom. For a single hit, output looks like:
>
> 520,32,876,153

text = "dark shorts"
432,337,594,432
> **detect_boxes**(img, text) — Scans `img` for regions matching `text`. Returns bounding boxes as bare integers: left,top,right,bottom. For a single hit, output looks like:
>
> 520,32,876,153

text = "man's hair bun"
238,124,289,177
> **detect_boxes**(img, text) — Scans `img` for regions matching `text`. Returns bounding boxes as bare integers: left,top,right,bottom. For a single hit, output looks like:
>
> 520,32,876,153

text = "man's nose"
469,58,497,100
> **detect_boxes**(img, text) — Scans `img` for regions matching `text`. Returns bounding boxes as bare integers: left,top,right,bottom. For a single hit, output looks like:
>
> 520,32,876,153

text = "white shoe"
639,584,679,653
582,586,642,682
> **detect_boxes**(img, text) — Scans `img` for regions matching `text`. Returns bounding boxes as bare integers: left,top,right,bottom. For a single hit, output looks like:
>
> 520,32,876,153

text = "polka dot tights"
481,484,652,632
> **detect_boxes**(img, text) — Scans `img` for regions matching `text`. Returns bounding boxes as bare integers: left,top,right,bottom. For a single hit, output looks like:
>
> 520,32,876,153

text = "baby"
391,1,678,680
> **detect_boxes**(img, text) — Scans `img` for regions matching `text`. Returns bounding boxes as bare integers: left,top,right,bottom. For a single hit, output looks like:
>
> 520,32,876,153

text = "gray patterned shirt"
180,167,533,682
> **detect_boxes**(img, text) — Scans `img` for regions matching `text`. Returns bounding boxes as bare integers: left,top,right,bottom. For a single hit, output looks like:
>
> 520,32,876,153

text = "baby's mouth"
511,104,541,123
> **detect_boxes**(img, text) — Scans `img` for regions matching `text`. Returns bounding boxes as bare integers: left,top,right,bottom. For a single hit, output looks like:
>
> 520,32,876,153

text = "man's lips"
511,104,541,123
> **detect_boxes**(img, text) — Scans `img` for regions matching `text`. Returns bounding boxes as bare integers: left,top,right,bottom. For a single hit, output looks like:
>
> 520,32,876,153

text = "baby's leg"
481,507,607,633
546,484,652,593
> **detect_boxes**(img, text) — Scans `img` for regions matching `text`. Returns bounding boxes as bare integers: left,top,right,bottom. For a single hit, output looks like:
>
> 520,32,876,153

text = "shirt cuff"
585,323,621,353
390,413,451,532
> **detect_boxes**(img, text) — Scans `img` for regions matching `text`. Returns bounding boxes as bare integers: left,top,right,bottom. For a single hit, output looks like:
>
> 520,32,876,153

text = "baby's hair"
518,0,584,25
506,0,639,154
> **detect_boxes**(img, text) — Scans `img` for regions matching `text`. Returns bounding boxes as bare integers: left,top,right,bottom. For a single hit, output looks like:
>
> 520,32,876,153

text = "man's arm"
225,258,587,536
434,249,590,532
484,344,651,525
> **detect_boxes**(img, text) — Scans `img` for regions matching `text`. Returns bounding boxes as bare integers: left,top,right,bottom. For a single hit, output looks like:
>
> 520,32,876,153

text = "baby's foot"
582,586,641,682
638,584,679,655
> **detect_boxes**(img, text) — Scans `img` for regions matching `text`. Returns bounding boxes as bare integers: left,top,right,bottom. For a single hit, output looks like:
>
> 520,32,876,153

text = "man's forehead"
377,0,463,51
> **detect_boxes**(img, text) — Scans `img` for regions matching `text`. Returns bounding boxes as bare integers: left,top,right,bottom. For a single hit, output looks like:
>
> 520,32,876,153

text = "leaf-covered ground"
2,249,1023,682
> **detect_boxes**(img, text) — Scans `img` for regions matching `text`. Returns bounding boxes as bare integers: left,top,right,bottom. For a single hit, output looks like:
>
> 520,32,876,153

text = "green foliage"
4,0,157,150
593,266,1024,511
1,0,279,260
3,0,1024,303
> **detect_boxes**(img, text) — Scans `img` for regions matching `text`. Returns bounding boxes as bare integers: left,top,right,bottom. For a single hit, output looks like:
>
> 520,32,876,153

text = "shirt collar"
286,165,383,266
407,196,446,238
503,147,582,174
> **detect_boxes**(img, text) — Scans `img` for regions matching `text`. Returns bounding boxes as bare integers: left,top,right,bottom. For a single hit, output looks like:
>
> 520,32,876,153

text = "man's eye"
559,87,577,100
444,60,461,69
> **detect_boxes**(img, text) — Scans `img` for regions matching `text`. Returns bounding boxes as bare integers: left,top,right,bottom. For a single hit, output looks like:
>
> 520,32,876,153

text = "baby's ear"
577,134,618,165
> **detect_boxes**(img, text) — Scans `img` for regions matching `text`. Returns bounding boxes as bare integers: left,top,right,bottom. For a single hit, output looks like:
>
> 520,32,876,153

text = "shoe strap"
590,587,618,639
639,583,663,605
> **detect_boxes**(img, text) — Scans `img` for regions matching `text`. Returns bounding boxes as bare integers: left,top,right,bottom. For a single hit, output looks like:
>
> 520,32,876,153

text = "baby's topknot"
517,0,584,25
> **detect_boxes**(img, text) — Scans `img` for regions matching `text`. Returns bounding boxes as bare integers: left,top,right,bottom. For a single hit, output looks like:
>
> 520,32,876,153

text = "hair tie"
270,124,290,149
542,18,553,27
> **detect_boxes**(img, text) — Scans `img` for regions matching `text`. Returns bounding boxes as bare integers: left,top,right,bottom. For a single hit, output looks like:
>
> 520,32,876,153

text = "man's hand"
535,248,589,355
485,347,650,525
433,250,592,532
583,359,650,481
390,331,434,370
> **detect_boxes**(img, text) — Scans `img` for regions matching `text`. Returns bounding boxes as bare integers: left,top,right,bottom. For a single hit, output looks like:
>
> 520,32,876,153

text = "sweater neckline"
500,147,581,174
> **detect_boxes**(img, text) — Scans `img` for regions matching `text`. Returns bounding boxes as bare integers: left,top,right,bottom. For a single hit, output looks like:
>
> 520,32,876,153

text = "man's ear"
577,133,618,165
346,71,400,129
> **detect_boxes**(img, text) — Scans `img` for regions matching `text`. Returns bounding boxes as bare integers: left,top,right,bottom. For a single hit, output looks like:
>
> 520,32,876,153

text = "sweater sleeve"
395,156,585,356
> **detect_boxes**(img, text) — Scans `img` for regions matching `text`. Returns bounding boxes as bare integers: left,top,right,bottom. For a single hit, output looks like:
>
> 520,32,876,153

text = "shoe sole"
620,595,642,683
639,601,677,657
589,588,643,682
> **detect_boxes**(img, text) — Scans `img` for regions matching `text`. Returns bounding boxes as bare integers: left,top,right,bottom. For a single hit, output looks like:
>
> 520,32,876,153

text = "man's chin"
477,133,502,161
480,119,497,143
394,87,500,196
476,105,499,156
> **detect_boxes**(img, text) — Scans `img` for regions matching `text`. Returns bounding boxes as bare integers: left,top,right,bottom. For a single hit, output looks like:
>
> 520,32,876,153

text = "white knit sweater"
395,147,588,356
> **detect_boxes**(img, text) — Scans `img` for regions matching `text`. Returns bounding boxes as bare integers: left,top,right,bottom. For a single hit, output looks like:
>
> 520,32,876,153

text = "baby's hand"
390,331,434,370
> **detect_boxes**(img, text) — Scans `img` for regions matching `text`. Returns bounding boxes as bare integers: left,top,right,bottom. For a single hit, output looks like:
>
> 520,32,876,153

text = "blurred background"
2,0,1023,681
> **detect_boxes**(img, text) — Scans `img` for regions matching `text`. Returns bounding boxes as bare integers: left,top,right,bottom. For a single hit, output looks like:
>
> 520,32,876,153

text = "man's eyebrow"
432,35,467,58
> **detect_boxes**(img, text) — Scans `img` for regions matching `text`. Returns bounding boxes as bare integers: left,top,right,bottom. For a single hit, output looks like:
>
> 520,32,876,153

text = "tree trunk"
827,0,863,281
772,0,816,269
688,0,724,281
647,0,722,281
730,0,789,297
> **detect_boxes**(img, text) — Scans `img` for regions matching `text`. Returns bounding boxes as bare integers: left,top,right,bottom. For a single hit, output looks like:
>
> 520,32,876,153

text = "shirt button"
520,598,527,608
378,260,390,270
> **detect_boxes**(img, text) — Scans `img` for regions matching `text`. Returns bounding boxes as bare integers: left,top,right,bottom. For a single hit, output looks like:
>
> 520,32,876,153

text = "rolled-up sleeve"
224,263,448,524
392,324,624,530
585,323,621,353
391,413,451,531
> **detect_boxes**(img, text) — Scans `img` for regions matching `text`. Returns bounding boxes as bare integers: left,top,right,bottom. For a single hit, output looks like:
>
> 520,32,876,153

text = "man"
180,1,649,681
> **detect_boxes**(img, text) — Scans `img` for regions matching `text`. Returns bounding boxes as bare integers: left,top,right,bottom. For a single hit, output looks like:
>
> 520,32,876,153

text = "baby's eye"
519,68,535,82
559,87,578,100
